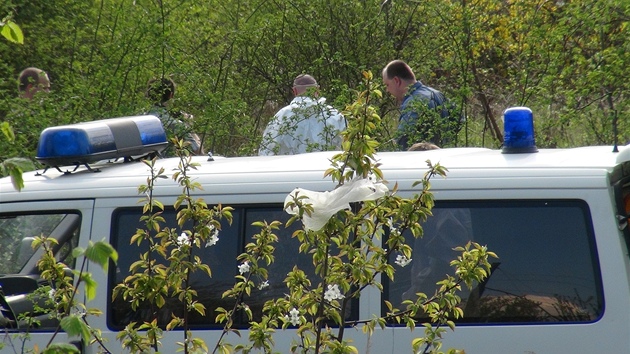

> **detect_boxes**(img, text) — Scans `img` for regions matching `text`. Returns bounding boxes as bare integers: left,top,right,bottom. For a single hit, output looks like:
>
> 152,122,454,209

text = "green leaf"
8,166,24,191
1,20,24,44
60,315,90,342
1,157,33,191
42,343,81,354
71,246,85,258
82,272,97,300
0,121,15,141
84,240,118,271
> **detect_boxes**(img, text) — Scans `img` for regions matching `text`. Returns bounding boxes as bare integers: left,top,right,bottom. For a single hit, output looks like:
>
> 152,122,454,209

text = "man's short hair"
408,142,440,151
18,67,48,92
383,60,415,81
293,74,318,88
146,77,176,105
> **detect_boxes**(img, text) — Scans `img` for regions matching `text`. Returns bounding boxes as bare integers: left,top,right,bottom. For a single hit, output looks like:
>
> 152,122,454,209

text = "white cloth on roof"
284,177,389,231
259,96,346,155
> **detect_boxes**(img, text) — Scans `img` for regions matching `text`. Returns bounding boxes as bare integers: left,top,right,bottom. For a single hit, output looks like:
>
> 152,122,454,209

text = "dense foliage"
1,0,629,163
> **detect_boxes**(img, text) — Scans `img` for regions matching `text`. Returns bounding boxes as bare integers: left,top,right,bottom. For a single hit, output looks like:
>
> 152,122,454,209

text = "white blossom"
284,307,300,326
206,224,219,247
387,218,395,230
205,227,219,247
71,307,87,318
387,218,399,236
238,261,250,275
205,234,219,247
48,288,55,300
395,254,412,267
324,284,345,302
177,232,190,246
258,280,269,290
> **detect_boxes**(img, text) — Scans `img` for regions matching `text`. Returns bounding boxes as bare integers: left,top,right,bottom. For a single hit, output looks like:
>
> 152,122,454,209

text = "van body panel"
3,146,630,353
3,146,628,200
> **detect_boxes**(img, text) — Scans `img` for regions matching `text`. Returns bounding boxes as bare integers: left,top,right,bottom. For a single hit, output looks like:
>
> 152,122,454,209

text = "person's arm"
396,109,417,150
259,116,281,156
327,108,346,150
188,132,203,155
309,101,346,151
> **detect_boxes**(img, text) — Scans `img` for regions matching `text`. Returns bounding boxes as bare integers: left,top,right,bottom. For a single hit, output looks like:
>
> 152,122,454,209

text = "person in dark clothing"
146,77,203,156
382,60,459,149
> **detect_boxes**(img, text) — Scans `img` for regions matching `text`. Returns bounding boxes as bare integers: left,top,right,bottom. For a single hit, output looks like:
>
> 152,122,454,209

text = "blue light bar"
501,106,538,154
36,115,167,166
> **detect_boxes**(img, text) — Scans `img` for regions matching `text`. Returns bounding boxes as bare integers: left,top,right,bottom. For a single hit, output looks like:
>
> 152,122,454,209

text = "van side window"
385,200,604,324
109,205,357,329
109,207,241,328
616,180,630,254
0,212,81,275
0,212,81,330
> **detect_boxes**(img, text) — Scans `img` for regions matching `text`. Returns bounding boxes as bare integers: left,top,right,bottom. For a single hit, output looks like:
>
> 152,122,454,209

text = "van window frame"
382,198,604,326
107,203,359,330
613,176,630,256
0,199,93,331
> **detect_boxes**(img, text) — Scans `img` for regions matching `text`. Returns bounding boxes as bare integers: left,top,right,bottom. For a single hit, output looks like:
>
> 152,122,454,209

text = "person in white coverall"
259,74,346,155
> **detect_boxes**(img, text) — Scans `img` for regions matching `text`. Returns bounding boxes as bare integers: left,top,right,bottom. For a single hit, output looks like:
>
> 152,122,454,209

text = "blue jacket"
397,81,448,150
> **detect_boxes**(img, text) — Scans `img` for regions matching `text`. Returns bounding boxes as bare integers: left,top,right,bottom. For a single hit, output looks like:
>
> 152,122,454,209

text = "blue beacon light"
501,106,538,154
36,115,167,167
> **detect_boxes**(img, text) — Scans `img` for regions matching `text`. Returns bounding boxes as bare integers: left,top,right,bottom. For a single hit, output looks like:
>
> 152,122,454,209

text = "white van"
2,115,630,353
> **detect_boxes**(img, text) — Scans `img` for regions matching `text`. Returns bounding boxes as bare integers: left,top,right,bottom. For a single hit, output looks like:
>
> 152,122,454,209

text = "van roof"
2,146,630,202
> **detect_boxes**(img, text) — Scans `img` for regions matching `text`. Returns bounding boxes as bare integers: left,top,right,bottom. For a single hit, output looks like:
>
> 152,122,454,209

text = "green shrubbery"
1,0,629,169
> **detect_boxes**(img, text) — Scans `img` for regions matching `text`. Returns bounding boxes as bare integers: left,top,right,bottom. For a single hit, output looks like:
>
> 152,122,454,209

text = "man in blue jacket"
382,60,459,150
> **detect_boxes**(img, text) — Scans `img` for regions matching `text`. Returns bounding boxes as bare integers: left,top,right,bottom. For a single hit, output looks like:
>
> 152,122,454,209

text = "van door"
0,200,94,352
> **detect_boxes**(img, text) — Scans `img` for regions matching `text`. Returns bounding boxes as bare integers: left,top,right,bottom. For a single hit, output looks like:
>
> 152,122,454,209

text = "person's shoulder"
274,103,296,118
402,90,424,107
411,82,431,94
147,105,169,118
407,83,437,102
290,96,317,106
325,104,343,118
425,84,444,96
